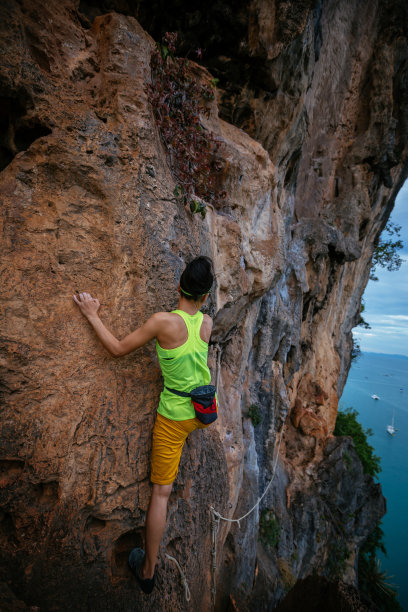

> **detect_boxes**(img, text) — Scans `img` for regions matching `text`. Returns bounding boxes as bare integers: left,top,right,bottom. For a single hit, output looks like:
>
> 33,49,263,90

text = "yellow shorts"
151,412,209,485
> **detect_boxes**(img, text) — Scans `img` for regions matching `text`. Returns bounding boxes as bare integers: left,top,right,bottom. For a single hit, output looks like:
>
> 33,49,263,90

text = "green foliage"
357,301,371,329
156,40,174,63
370,221,404,281
189,198,207,218
360,523,386,567
247,404,262,426
259,510,281,549
351,337,362,363
147,32,227,218
334,407,381,478
359,524,402,612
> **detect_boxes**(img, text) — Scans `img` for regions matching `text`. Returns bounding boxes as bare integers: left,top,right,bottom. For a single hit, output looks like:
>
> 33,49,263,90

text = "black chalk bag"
165,384,218,425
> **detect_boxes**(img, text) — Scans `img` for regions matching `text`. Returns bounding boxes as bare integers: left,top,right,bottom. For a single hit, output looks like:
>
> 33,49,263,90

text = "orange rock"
0,0,404,610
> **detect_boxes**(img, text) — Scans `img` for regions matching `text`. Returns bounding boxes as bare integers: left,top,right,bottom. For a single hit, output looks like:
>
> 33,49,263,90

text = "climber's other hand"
73,292,101,319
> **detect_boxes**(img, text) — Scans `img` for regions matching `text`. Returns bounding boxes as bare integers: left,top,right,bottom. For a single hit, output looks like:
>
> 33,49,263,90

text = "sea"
340,351,408,611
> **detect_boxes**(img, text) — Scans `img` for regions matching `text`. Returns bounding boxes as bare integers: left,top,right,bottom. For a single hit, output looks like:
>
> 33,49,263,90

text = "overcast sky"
353,180,408,357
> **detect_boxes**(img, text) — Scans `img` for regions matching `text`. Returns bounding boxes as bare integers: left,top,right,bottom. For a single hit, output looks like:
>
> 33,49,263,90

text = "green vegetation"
247,404,262,426
357,301,371,329
147,32,226,219
334,408,401,610
370,221,404,281
351,337,362,363
334,407,380,478
359,524,402,612
355,221,403,354
259,510,281,549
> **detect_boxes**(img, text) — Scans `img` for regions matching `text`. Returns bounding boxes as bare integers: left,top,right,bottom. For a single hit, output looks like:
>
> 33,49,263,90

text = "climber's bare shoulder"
117,311,212,354
155,311,212,348
155,311,213,347
153,311,188,349
115,311,171,355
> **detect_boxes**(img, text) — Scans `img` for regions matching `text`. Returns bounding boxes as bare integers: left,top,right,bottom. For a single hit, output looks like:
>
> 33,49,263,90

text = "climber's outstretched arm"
73,292,161,357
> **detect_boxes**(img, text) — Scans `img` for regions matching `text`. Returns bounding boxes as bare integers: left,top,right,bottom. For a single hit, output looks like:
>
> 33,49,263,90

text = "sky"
353,180,408,357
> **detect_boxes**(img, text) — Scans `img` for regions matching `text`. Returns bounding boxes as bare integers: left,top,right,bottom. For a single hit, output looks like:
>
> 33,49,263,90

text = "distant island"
362,352,408,360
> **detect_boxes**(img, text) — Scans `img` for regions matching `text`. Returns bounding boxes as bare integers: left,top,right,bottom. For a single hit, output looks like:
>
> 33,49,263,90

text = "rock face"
0,0,406,610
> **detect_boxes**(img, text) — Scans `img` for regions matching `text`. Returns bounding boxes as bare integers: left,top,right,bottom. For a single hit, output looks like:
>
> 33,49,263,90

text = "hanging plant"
146,32,227,218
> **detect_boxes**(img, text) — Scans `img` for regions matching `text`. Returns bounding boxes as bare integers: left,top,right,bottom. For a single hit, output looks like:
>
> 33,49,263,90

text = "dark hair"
180,256,214,301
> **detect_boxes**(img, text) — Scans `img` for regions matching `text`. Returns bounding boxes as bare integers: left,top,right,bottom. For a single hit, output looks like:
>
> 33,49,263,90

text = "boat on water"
371,394,380,400
387,409,397,436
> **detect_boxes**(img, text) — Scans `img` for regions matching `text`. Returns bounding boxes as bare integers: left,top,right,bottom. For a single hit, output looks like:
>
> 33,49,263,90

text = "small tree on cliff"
354,220,403,349
334,407,380,477
370,221,404,281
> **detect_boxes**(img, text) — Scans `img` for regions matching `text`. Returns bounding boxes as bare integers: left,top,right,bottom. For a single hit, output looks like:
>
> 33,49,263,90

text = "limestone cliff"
1,1,407,610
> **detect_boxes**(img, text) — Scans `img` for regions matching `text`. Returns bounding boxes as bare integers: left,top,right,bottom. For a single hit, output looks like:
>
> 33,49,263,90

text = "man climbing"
73,255,216,594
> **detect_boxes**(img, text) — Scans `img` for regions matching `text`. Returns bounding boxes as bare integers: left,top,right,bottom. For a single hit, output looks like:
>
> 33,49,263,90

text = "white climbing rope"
215,342,222,395
209,342,287,607
210,506,220,607
163,343,286,607
210,423,285,526
209,423,285,607
165,553,191,602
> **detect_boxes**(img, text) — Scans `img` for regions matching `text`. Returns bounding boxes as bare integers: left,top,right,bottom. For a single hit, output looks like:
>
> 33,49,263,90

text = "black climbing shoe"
128,547,156,594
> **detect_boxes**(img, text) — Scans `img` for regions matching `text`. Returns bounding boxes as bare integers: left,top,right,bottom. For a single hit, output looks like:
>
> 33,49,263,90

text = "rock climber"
73,255,217,594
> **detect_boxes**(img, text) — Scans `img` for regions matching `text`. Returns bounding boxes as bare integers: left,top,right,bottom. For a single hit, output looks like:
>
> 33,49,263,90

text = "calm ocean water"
340,352,408,611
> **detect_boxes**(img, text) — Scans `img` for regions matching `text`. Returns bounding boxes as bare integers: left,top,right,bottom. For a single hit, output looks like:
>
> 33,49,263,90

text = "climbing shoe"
128,547,156,594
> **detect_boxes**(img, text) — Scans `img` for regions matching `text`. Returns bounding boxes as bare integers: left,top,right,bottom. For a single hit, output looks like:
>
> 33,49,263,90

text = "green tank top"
156,309,211,421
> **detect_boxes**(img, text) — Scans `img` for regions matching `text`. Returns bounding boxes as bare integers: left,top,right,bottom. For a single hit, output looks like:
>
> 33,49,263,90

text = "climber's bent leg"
141,412,209,578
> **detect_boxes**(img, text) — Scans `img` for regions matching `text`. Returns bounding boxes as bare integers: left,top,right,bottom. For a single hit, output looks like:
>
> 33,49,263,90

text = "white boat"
386,409,397,436
371,394,380,400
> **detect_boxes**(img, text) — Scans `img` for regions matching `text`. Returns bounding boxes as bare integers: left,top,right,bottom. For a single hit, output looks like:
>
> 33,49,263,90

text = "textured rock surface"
0,0,407,610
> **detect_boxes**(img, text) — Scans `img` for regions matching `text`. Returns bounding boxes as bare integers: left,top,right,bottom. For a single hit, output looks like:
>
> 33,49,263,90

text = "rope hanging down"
215,342,222,397
211,504,220,606
165,553,191,602
163,343,285,607
211,423,285,526
209,423,285,608
210,343,287,607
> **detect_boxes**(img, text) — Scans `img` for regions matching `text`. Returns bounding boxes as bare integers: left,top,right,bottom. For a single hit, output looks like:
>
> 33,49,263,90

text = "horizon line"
360,350,408,359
